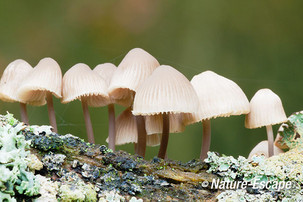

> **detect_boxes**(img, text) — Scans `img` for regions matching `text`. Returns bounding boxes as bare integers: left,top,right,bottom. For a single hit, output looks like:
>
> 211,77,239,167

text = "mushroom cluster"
0,58,62,132
0,48,288,160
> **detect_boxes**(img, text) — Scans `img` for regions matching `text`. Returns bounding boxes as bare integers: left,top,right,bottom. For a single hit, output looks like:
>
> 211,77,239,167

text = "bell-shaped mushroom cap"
17,57,62,106
183,71,250,125
146,134,161,147
106,107,161,146
248,140,284,160
132,65,199,116
93,63,117,86
113,107,137,145
245,89,287,129
0,59,36,103
145,113,185,135
62,63,110,107
108,48,160,107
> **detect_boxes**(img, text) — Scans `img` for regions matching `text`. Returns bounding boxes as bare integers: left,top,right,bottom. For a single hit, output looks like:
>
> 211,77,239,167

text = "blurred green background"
0,1,302,162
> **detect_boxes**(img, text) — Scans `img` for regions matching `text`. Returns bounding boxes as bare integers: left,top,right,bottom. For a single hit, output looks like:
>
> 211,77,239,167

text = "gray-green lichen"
0,113,40,201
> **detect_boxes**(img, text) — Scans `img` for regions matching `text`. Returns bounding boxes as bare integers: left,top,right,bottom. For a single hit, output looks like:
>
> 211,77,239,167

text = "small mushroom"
62,63,110,143
108,48,160,155
248,140,284,160
133,65,199,159
93,63,117,151
108,48,160,107
0,59,40,124
183,71,250,160
145,113,185,135
17,58,62,132
106,107,161,148
245,89,287,157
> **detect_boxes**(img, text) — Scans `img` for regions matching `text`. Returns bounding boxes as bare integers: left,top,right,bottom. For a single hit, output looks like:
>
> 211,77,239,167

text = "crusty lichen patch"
58,173,97,201
34,175,58,202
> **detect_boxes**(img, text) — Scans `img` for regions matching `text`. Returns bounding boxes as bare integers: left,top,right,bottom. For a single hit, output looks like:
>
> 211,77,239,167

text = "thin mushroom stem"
107,104,116,151
81,97,95,144
200,119,211,160
158,113,170,159
20,103,29,125
46,92,58,133
136,115,147,157
266,125,274,157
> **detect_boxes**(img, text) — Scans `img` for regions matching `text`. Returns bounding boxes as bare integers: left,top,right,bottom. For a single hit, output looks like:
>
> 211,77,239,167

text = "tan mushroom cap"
62,63,110,107
106,107,160,146
0,59,36,103
145,113,185,135
17,57,62,106
93,63,117,86
112,107,137,145
248,140,284,160
183,70,250,125
108,48,160,107
132,65,199,116
146,134,161,147
245,89,287,129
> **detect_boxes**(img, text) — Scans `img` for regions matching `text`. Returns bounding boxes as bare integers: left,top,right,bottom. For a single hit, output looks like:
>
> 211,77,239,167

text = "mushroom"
145,113,185,135
248,140,284,160
0,59,41,124
245,89,287,157
62,63,110,143
17,58,62,132
106,107,161,148
183,71,250,160
108,48,160,155
93,63,117,151
133,65,199,159
108,48,160,107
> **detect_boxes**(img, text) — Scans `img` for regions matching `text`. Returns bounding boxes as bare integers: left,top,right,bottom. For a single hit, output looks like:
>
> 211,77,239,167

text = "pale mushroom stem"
158,113,170,159
107,104,116,151
46,92,58,133
266,125,274,157
136,115,146,157
81,97,95,144
20,103,29,125
200,119,211,160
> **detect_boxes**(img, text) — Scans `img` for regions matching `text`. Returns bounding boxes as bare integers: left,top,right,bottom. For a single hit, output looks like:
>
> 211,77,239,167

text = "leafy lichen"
0,113,40,201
